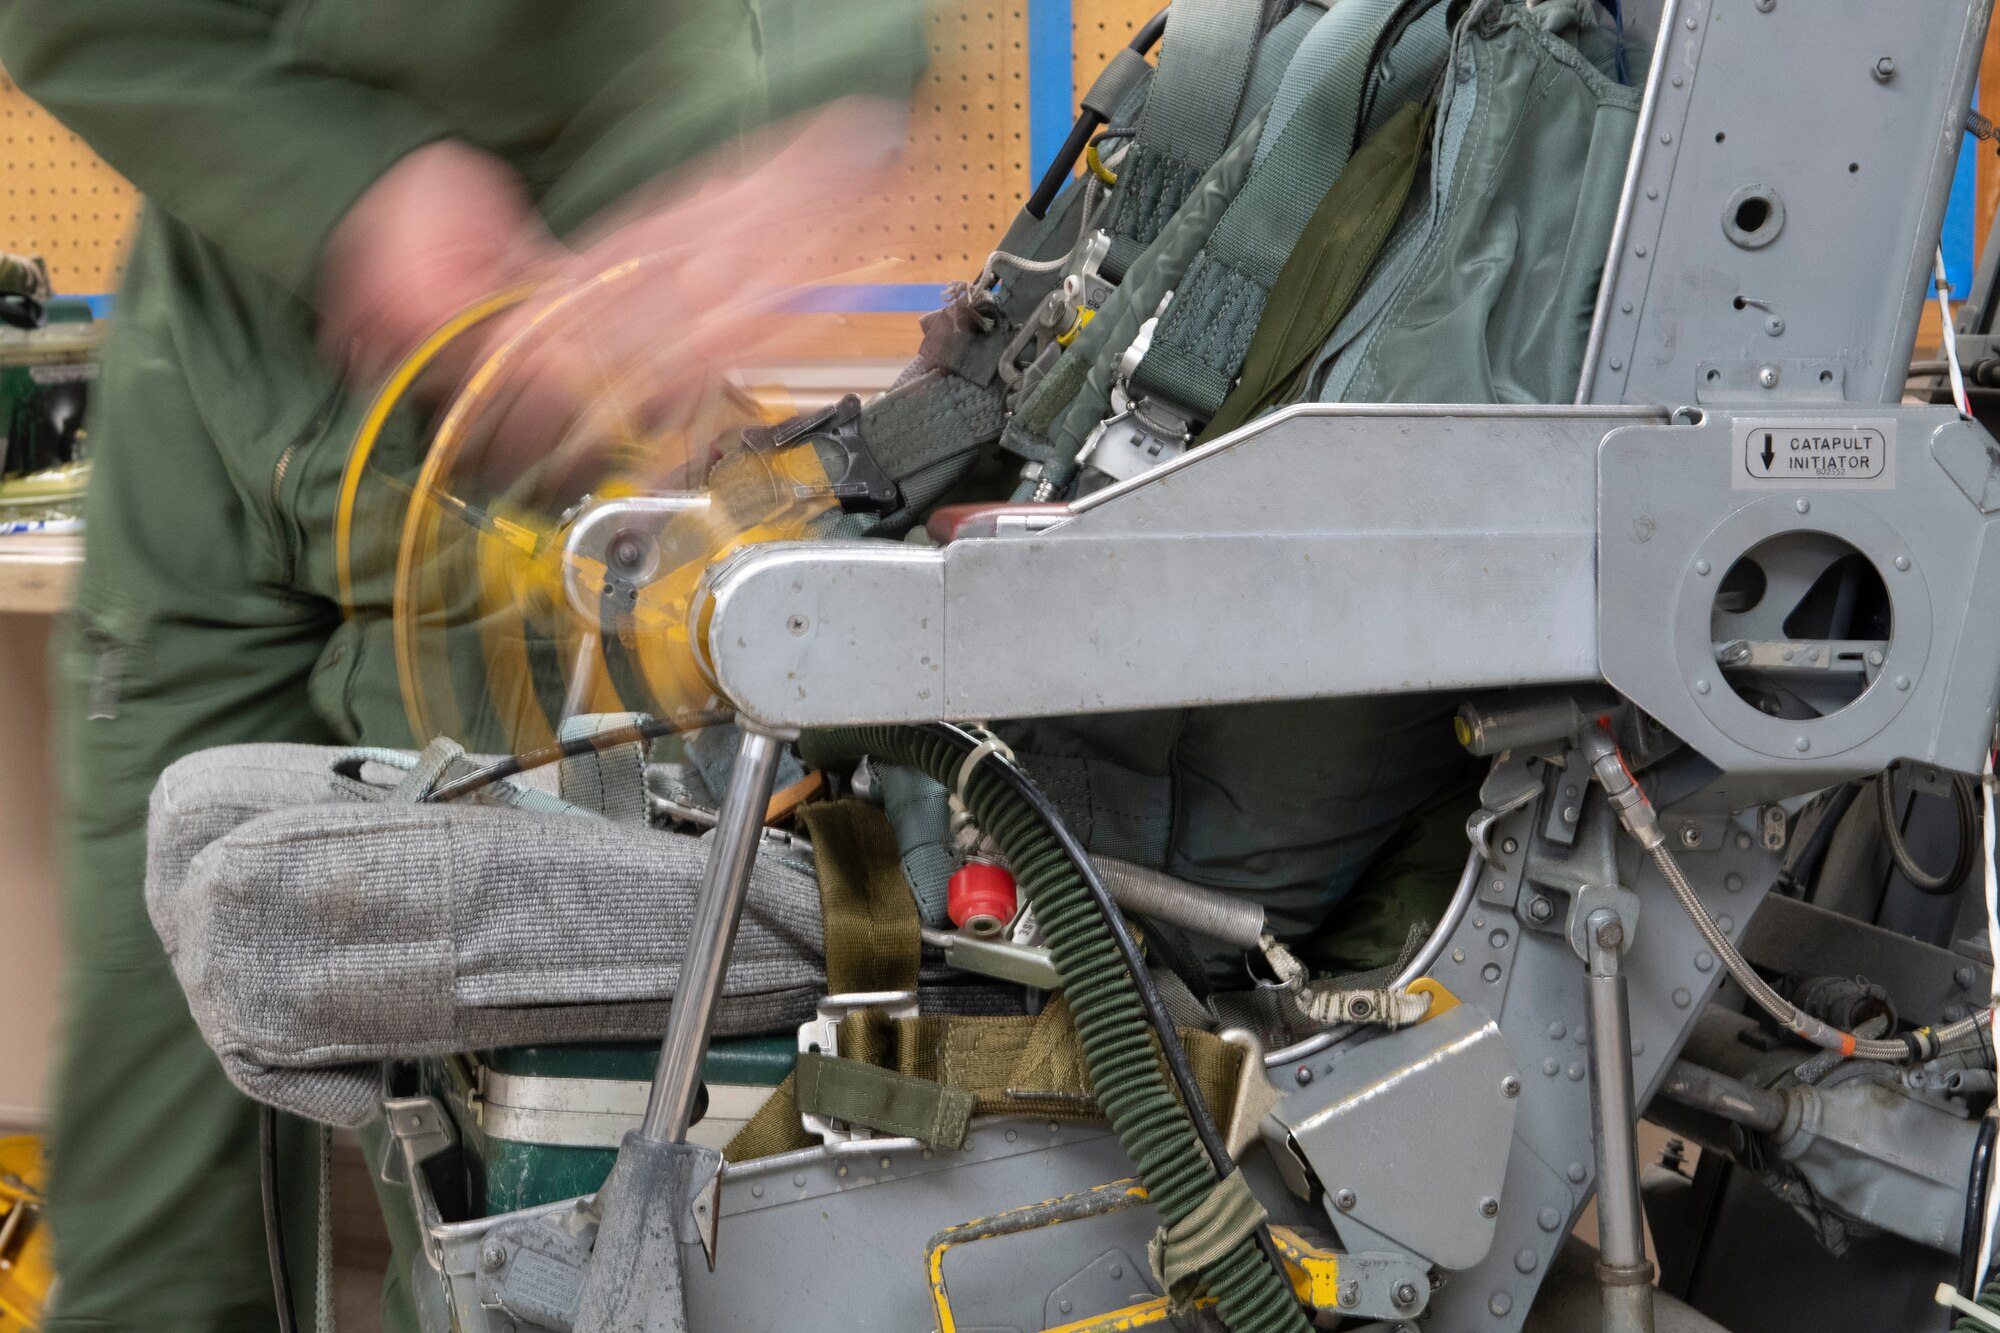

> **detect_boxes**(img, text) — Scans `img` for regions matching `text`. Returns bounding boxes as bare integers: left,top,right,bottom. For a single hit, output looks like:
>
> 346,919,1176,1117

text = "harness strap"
1130,0,1451,419
798,800,923,994
1148,1168,1270,1305
794,1050,975,1148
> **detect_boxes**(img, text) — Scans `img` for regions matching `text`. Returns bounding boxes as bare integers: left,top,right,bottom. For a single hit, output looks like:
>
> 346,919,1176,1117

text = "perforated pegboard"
813,0,1032,281
1072,0,1163,115
0,71,138,296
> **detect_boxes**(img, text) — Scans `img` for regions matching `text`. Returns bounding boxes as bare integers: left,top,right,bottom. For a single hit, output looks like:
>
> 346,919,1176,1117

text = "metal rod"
1585,908,1656,1333
639,724,787,1142
1657,1060,1786,1135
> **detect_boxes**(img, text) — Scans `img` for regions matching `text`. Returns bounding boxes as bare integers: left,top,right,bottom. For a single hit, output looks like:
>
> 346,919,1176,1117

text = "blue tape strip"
1939,128,1979,297
785,283,940,314
1027,0,1076,185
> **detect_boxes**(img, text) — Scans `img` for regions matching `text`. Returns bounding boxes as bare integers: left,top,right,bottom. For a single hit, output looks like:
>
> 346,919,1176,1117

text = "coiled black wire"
1876,763,1978,895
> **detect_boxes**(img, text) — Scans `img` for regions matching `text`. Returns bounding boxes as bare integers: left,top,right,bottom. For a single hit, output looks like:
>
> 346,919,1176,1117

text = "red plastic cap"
947,861,1018,937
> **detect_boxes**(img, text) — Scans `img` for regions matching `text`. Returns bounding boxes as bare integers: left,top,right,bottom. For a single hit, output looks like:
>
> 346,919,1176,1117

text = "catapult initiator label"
1733,419,1896,489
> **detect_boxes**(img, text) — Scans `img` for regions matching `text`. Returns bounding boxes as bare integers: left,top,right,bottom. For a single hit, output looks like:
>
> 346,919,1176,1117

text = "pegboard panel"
0,71,138,295
1072,0,1165,114
811,0,1033,282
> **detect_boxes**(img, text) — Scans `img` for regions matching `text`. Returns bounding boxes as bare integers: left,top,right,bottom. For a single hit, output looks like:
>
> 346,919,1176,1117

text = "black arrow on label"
1760,432,1775,471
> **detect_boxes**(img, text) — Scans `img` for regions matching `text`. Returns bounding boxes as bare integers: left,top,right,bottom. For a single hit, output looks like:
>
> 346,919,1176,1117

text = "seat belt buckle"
796,989,920,1145
1076,397,1193,485
742,393,901,515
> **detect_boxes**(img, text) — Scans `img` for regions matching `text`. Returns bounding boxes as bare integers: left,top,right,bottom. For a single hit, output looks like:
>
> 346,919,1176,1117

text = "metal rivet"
1480,1196,1501,1218
1490,1292,1514,1317
1004,1129,1018,1142
1895,675,1911,691
1956,967,1977,992
1673,988,1693,1008
1634,1040,1646,1056
1755,0,1775,10
1061,1300,1074,1315
1567,1063,1585,1081
1297,1066,1315,1086
1609,357,1624,371
1491,880,1505,895
1474,916,1487,929
1793,496,1809,513
1695,679,1711,695
1670,75,1684,89
1718,915,1735,932
1695,951,1715,973
1502,1076,1521,1098
793,1173,807,1186
880,1156,893,1170
1794,736,1811,753
1635,245,1649,258
837,1164,849,1177
1336,1188,1358,1211
1539,1207,1563,1232
1548,1022,1568,1041
751,1183,765,1198
1049,1122,1060,1134
1894,554,1911,571
1110,1265,1124,1280
1453,949,1467,964
1685,14,1698,27
1725,873,1745,892
1735,833,1752,851
1867,649,1885,666
1568,1161,1588,1183
1563,806,1580,824
1695,559,1711,575
1482,963,1503,983
1543,1057,1560,1076
1516,1248,1539,1274
1490,929,1510,949
1621,300,1634,313
1502,837,1519,854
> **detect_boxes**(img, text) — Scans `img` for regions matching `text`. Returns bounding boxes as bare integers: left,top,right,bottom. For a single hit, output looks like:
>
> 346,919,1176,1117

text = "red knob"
947,860,1018,938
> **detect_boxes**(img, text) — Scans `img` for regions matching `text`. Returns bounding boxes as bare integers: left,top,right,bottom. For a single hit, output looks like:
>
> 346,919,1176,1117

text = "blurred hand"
318,139,559,382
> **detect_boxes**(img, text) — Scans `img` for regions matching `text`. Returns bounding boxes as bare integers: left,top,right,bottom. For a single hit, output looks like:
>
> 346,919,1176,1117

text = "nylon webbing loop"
1082,46,1155,120
794,1050,975,1148
1130,0,1450,419
1147,1168,1271,1304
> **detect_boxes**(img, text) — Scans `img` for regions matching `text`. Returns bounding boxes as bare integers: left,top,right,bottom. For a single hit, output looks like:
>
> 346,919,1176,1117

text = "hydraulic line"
1582,723,1989,1063
1962,1118,1999,1309
799,723,1309,1333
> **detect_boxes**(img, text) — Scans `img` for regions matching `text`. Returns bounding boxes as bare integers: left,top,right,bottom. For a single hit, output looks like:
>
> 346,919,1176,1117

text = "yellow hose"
333,284,536,616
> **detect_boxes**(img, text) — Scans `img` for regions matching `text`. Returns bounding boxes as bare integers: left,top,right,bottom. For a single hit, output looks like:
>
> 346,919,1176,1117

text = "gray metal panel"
705,407,1645,728
1581,0,1990,408
1597,408,2000,782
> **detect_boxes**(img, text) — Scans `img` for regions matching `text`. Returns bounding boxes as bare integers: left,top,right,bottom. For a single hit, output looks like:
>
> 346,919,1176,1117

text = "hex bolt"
1527,896,1555,923
1339,1280,1361,1308
1479,1196,1501,1218
481,1243,507,1272
1335,1188,1358,1212
1956,966,1978,992
1394,1282,1420,1309
1874,56,1896,81
1502,1076,1522,1099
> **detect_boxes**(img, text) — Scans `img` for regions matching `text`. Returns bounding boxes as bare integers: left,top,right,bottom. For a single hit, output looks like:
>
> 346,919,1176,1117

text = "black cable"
420,709,733,805
1877,763,1977,895
1024,7,1170,219
259,1104,300,1333
1959,1116,1998,1314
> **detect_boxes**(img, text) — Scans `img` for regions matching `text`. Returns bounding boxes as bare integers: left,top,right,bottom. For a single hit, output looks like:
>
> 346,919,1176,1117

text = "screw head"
1335,1188,1358,1212
1502,1076,1522,1099
1394,1281,1420,1308
1480,1196,1501,1218
1595,919,1625,950
1338,1280,1361,1308
1765,316,1785,337
481,1243,507,1272
607,532,647,572
1502,837,1519,854
1296,1065,1315,1087
1347,996,1375,1020
1679,825,1703,849
786,614,810,636
1758,364,1780,388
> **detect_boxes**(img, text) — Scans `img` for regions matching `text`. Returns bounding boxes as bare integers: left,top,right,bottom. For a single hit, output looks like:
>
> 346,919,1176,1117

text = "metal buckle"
741,394,900,515
796,990,920,1144
1076,397,1193,483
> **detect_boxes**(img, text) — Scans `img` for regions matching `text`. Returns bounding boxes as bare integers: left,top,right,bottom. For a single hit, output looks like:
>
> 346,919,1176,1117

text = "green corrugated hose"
1956,1279,2000,1332
798,724,1309,1333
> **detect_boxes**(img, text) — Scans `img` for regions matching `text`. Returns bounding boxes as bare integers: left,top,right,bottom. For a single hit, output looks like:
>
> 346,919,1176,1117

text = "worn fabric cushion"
146,743,823,1125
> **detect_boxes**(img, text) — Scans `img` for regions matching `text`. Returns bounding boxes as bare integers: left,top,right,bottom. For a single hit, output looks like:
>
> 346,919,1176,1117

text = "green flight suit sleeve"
0,0,451,300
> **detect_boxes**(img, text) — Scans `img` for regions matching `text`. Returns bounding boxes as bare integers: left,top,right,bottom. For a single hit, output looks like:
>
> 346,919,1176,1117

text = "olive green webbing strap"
1130,0,1450,419
798,799,922,994
1197,101,1434,441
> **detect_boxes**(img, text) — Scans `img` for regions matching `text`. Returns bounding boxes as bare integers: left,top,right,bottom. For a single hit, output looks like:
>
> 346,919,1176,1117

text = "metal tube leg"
641,722,787,1142
1585,909,1656,1333
574,723,788,1333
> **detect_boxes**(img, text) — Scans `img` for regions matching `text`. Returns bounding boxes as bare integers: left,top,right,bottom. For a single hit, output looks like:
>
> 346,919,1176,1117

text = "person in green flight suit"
0,1,922,1326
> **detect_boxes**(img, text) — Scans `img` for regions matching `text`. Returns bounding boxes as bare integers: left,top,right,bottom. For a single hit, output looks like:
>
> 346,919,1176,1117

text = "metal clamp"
797,990,921,1145
1075,397,1193,484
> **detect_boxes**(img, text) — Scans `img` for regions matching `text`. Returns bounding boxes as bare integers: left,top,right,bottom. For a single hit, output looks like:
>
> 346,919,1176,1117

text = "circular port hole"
1723,186,1786,249
1711,532,1891,719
